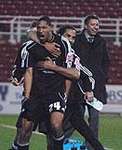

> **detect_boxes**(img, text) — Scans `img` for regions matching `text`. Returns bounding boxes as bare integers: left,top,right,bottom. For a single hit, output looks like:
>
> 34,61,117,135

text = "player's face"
37,20,52,42
85,19,99,36
63,29,76,45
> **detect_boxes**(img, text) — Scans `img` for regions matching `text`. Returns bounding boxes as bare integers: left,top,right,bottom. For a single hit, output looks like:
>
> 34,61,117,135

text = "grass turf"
0,115,122,150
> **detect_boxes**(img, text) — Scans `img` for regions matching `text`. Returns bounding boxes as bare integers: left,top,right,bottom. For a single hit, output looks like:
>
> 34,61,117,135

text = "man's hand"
44,42,61,57
37,57,56,70
84,91,94,102
10,77,24,86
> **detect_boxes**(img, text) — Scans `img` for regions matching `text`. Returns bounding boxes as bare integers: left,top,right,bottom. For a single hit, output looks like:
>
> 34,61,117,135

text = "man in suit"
73,14,109,150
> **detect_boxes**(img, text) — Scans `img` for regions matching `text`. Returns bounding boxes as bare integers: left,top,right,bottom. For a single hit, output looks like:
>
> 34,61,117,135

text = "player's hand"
10,77,24,86
21,96,30,111
58,92,67,111
44,42,61,57
84,91,94,102
37,57,56,70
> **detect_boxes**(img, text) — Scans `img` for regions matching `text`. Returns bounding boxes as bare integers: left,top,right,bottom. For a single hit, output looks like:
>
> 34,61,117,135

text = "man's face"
37,20,52,42
63,29,76,45
85,19,99,36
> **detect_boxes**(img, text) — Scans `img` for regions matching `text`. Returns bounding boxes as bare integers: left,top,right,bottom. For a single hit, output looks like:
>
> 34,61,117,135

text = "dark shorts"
16,92,66,128
37,102,85,137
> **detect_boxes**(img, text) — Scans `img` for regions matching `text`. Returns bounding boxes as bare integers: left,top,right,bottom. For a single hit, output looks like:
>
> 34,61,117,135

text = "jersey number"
49,102,61,112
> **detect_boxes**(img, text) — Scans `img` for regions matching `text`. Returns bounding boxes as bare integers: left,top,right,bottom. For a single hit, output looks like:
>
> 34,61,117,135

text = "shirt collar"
84,31,94,43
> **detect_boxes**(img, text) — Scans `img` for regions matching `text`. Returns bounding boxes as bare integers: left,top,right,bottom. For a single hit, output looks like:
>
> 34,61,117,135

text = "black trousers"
65,102,104,150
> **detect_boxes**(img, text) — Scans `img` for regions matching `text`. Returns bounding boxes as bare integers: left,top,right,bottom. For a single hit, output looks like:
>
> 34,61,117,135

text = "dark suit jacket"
72,30,109,104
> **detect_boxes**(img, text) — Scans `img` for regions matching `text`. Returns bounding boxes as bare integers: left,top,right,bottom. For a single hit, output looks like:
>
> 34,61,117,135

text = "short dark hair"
84,15,99,25
57,25,76,36
37,16,52,26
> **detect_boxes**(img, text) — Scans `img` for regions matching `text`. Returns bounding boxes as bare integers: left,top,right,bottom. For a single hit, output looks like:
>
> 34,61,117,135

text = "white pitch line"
0,124,46,136
104,148,113,150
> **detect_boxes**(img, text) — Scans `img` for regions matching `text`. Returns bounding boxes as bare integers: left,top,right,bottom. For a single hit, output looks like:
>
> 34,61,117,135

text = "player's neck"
47,33,55,43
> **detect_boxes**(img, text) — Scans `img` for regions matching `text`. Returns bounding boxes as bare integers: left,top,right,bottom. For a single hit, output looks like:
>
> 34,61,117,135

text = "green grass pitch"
0,115,122,150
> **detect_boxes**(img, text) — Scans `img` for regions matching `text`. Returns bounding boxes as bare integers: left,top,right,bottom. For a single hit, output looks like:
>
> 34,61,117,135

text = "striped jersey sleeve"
61,36,81,70
61,36,95,92
11,40,34,81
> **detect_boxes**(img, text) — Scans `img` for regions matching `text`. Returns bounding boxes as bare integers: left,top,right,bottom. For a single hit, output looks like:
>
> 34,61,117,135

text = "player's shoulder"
21,40,43,53
20,40,35,49
53,33,69,47
53,33,62,44
53,33,69,53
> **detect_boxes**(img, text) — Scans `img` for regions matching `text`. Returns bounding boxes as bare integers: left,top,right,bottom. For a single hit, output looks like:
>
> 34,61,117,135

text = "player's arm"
64,80,72,96
37,58,80,80
78,65,95,102
48,64,80,79
23,67,33,98
11,67,25,86
61,37,94,101
54,66,80,79
23,47,38,98
11,66,33,98
67,52,95,101
10,45,27,86
79,64,95,91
